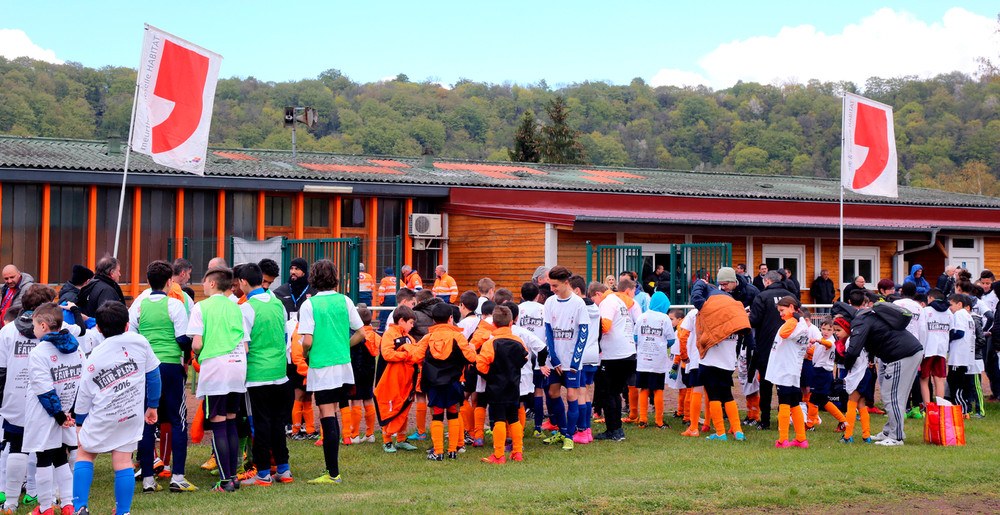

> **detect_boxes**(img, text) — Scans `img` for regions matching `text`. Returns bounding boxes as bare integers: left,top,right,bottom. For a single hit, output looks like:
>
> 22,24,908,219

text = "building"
2,134,999,303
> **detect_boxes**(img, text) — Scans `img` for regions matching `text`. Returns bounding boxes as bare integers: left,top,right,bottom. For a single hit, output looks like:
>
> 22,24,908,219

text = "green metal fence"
585,243,644,285
668,243,732,304
283,237,361,302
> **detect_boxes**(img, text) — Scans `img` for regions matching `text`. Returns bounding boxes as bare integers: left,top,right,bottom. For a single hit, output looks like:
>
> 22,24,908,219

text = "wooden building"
2,134,1000,303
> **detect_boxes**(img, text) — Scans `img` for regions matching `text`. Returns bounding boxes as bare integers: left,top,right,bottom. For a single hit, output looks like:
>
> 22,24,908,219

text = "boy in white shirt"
590,278,638,443
921,289,953,410
947,294,976,414
517,283,547,437
187,267,249,493
73,301,161,515
632,292,675,430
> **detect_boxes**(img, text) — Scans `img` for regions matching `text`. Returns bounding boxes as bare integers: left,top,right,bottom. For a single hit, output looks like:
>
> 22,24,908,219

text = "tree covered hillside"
1,56,999,194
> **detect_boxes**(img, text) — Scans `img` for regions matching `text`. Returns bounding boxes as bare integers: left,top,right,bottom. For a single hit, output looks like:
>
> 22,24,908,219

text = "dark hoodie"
842,302,922,368
411,296,444,341
78,273,125,317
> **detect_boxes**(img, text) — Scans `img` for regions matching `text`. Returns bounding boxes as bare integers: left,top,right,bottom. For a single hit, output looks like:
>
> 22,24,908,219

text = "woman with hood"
904,264,930,295
632,292,675,429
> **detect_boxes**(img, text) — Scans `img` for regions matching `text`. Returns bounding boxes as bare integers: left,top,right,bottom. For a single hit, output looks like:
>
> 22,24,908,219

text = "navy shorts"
206,392,244,419
635,371,666,391
800,360,816,389
682,367,702,388
855,368,874,399
427,383,465,409
554,368,584,389
809,368,834,396
582,365,598,386
533,370,546,389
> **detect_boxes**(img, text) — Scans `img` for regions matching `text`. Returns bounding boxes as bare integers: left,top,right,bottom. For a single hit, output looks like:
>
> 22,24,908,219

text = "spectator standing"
79,257,125,317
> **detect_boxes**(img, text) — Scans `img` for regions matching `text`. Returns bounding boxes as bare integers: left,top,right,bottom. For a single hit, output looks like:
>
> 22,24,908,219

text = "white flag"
841,92,897,198
131,24,222,175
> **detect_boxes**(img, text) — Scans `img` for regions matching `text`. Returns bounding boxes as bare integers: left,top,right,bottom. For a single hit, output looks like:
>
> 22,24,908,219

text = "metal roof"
1,135,998,209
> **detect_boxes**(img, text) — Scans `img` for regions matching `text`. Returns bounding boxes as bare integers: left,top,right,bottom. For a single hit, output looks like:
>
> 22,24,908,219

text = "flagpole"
113,81,141,259
839,93,846,295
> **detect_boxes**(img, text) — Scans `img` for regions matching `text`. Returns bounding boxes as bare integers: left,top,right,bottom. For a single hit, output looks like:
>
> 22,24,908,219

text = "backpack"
872,301,912,331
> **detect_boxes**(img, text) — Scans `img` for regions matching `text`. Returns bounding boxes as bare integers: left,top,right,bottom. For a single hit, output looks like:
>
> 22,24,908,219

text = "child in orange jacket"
373,306,420,452
342,304,380,444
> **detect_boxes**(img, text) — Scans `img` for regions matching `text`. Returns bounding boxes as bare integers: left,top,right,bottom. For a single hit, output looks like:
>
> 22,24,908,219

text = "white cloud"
0,29,63,64
650,8,998,90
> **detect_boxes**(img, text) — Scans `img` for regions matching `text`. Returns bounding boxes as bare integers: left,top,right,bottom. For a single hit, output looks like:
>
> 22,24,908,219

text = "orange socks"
431,420,445,454
461,401,474,437
416,402,427,435
302,401,315,433
807,403,819,427
825,402,847,424
747,393,760,421
447,416,462,452
678,388,689,418
790,403,806,442
653,390,664,427
518,406,526,429
340,407,352,441
474,406,487,440
709,401,725,436
638,390,650,424
628,387,639,420
364,404,376,436
860,406,871,439
350,406,363,438
778,404,791,442
291,400,303,433
844,400,858,439
724,401,742,435
685,391,703,434
510,421,524,454
492,422,506,459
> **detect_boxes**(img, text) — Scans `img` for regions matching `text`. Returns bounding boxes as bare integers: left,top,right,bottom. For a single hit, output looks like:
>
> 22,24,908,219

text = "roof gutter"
891,227,940,283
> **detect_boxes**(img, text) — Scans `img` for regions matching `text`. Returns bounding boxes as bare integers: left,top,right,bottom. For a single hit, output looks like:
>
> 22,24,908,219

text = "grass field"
68,401,1000,514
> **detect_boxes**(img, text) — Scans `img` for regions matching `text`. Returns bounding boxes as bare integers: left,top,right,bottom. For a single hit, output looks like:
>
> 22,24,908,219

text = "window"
2,184,43,276
952,238,976,249
304,197,329,228
264,196,291,227
341,198,366,228
842,246,879,289
226,192,257,238
49,186,88,283
762,244,805,282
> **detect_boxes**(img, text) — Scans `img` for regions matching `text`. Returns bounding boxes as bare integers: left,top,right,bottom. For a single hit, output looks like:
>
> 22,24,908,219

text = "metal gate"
669,243,732,304
586,243,644,285
283,238,362,302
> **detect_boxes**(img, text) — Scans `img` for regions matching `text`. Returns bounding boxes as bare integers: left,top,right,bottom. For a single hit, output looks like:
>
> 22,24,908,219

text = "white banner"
233,237,284,289
841,92,897,198
131,24,222,175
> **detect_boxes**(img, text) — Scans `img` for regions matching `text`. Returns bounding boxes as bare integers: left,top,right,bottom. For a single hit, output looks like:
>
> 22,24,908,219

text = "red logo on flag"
152,40,210,154
852,103,890,190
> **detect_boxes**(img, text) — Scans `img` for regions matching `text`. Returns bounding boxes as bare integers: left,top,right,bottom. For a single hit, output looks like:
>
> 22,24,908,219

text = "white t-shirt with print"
923,306,953,359
543,294,591,371
187,294,250,398
947,309,975,368
598,294,636,361
634,310,675,373
680,308,700,371
298,291,363,392
764,317,809,388
24,340,84,452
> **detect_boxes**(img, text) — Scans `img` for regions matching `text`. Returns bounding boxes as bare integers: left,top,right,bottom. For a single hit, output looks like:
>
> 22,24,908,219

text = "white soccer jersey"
580,300,601,366
923,305,954,358
764,317,809,388
947,309,975,368
543,294,590,371
634,310,675,373
680,309,700,371
893,298,926,345
811,335,837,372
598,294,636,361
24,340,84,452
76,332,160,454
0,322,39,428
844,342,870,395
512,324,546,396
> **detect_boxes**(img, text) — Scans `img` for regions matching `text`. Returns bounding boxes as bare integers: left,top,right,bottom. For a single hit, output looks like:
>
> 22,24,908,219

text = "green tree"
540,96,585,164
508,110,540,162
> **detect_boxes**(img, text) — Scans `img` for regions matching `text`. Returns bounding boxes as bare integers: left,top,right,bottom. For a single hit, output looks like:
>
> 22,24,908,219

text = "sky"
1,1,998,89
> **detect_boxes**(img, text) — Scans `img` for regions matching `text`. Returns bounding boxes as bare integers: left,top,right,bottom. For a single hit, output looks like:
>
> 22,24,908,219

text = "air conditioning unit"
408,213,442,237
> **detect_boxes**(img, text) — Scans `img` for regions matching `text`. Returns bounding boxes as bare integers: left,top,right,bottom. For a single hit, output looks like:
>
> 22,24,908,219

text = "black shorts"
635,371,666,391
287,363,306,391
682,367,703,388
314,385,350,406
463,365,478,393
427,382,466,410
349,378,374,400
206,392,244,419
800,360,816,389
700,365,735,402
3,425,24,454
624,369,637,387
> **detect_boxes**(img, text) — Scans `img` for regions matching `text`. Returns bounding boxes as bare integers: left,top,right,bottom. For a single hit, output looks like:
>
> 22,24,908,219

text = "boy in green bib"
187,267,248,493
298,259,365,485
129,260,196,493
236,263,293,486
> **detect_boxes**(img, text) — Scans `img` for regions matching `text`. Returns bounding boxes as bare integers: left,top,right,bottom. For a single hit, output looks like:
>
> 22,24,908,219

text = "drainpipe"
891,227,940,282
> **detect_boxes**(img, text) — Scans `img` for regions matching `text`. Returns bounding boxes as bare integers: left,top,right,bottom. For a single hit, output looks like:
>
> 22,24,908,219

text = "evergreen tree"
508,110,540,162
540,96,586,164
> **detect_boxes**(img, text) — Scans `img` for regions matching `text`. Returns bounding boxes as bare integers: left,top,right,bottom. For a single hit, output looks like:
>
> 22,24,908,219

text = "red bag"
923,403,965,446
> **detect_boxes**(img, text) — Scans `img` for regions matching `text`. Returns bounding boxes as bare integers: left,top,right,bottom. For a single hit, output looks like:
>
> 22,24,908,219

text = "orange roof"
581,175,624,184
579,169,645,179
367,159,411,168
213,151,259,161
299,163,405,175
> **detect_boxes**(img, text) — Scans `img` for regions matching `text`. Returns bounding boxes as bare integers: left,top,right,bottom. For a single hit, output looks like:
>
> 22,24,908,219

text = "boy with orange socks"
764,296,810,448
374,307,421,452
343,304,379,444
633,292,675,429
832,316,873,443
477,306,529,463
417,303,477,460
806,317,848,432
665,310,687,421
677,306,705,437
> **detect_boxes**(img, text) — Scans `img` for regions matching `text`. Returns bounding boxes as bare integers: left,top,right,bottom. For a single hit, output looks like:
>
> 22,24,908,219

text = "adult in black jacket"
936,266,956,296
842,275,867,303
273,257,316,316
840,302,923,445
717,267,759,308
79,257,125,317
747,271,793,429
784,268,801,298
810,270,836,306
751,264,768,292
411,290,443,341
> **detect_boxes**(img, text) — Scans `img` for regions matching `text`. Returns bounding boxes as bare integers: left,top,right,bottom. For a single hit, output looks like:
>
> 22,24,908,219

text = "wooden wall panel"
622,233,685,244
447,214,545,294
557,231,614,277
985,237,1000,273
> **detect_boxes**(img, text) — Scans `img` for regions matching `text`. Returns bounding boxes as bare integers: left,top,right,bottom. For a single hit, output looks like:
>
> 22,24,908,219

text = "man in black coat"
747,270,793,430
58,264,94,305
273,257,316,316
936,265,956,296
411,289,443,341
810,269,836,309
751,264,768,292
79,257,125,317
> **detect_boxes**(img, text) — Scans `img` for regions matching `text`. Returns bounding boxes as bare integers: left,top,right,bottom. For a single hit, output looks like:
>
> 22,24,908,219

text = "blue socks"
582,401,593,430
114,468,133,514
276,463,290,474
533,396,544,428
548,396,566,434
565,400,579,438
73,461,94,509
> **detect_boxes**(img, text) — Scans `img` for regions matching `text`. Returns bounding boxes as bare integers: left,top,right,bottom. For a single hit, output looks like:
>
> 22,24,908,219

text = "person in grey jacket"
0,265,34,323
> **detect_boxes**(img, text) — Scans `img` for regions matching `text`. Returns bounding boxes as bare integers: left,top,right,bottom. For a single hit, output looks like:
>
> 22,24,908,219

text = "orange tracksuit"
432,274,459,303
403,271,423,290
413,323,477,454
374,324,419,443
477,326,529,461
